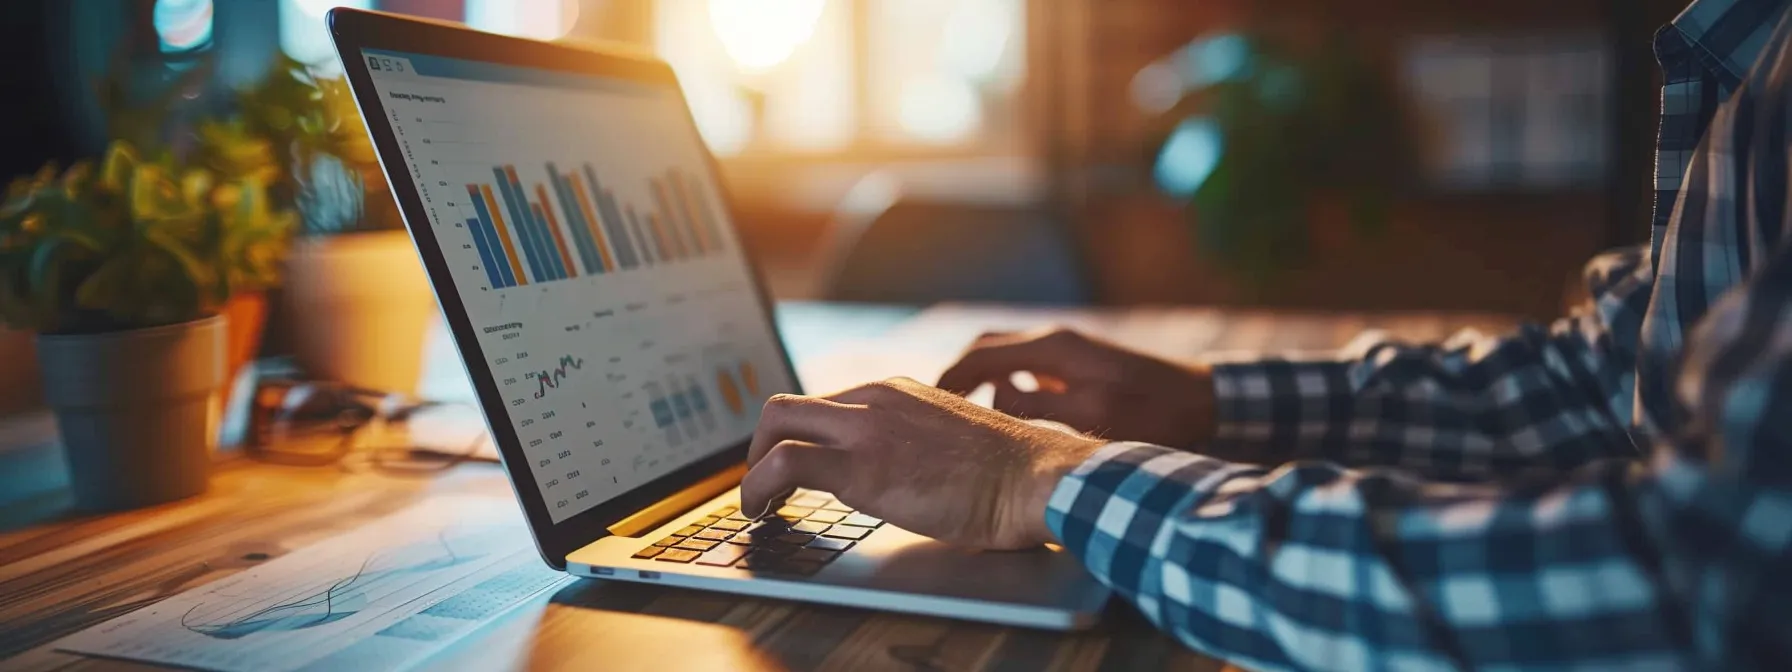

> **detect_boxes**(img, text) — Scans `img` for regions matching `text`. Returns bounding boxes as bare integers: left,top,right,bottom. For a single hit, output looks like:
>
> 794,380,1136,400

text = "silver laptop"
327,9,1108,630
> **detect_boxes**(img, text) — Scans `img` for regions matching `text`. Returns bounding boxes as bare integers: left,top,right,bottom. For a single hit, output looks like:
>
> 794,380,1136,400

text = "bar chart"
462,164,728,289
364,50,796,523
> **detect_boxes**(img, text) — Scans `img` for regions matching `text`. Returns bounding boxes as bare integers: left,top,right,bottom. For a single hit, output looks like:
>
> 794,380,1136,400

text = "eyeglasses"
243,377,498,475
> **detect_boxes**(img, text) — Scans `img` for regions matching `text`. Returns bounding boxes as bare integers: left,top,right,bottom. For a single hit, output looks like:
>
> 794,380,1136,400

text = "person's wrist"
1175,361,1218,445
1016,432,1104,547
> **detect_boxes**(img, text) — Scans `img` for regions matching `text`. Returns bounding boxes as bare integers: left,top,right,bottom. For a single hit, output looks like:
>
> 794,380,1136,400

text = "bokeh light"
281,0,371,67
707,0,825,74
897,75,982,144
153,0,214,53
1154,117,1222,198
466,0,581,41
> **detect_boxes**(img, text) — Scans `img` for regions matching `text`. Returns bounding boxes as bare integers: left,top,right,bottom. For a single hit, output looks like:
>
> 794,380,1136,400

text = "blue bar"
530,203,567,281
507,167,564,281
546,164,599,275
582,165,639,269
468,186,515,287
650,397,674,428
628,209,655,266
565,175,606,273
493,167,545,282
465,218,504,288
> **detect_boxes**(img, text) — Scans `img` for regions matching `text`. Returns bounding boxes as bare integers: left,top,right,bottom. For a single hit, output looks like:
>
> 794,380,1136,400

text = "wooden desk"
0,303,1521,672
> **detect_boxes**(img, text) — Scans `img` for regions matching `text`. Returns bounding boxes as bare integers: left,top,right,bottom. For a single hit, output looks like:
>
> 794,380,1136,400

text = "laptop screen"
359,49,793,524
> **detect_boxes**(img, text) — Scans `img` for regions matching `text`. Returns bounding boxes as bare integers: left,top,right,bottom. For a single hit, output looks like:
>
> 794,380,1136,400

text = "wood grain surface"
0,306,1522,672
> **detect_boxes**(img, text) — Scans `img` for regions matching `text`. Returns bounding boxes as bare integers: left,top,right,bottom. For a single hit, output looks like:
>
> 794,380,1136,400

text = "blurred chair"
815,172,1092,305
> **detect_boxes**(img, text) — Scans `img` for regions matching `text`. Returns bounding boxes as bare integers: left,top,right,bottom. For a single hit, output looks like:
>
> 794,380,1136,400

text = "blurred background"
0,0,1689,414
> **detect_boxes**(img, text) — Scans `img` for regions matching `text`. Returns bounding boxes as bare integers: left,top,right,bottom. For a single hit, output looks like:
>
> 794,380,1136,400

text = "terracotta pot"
284,232,437,394
221,292,269,407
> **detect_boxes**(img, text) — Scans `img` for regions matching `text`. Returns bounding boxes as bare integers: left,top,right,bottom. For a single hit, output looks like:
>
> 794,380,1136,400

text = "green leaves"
1149,31,1409,286
0,140,294,334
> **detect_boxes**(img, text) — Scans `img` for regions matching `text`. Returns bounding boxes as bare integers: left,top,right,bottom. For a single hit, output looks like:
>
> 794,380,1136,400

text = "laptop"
327,9,1109,630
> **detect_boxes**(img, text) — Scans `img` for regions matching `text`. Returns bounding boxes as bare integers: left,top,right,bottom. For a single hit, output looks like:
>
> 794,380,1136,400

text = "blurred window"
465,0,581,40
654,0,1027,157
1404,35,1611,191
278,0,578,71
280,0,372,68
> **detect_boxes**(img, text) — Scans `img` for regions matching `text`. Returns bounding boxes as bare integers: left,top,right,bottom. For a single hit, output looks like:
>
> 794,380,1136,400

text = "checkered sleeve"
1207,248,1652,481
1046,437,1792,671
1044,31,1792,663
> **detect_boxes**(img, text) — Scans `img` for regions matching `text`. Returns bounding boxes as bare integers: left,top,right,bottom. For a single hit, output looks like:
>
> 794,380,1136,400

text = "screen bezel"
328,8,803,569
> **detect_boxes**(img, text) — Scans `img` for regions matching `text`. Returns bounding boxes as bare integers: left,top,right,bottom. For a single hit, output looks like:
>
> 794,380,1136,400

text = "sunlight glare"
707,0,825,73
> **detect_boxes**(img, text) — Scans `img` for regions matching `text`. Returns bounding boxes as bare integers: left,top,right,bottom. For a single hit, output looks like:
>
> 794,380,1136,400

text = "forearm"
1206,315,1638,481
1044,442,1787,671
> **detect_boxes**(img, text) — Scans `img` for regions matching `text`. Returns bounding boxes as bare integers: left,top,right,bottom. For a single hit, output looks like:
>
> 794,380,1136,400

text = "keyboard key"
775,505,815,519
806,536,854,552
790,494,830,508
652,537,680,547
821,500,853,513
695,544,752,567
807,510,847,524
777,533,817,546
736,553,769,570
749,520,792,535
757,540,802,555
673,525,705,537
695,516,720,527
791,548,838,564
726,509,754,521
776,559,824,576
711,519,749,531
790,521,830,535
675,539,721,552
822,526,871,541
713,506,739,517
840,513,883,528
655,548,700,563
726,531,766,546
632,546,665,559
694,529,733,542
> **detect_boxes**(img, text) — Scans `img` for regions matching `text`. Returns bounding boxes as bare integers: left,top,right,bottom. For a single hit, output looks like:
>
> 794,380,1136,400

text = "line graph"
178,530,481,640
53,498,572,672
532,355,584,399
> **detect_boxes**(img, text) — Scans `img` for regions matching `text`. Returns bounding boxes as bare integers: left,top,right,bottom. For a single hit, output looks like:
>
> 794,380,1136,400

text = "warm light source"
707,0,824,74
466,0,580,40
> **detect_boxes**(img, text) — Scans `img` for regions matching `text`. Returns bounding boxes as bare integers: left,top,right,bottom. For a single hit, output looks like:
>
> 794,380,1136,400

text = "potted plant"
1140,29,1410,289
0,141,294,510
239,58,434,394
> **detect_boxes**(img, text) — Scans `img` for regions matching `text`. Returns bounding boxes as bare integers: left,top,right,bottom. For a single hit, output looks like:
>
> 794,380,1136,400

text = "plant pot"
222,292,269,407
35,316,227,511
284,232,436,395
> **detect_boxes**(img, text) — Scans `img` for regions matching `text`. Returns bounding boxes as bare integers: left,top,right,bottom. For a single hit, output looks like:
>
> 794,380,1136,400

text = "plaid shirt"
1046,1,1792,669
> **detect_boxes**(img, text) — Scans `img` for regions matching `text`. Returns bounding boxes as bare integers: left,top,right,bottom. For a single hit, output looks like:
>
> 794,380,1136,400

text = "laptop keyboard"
630,490,885,576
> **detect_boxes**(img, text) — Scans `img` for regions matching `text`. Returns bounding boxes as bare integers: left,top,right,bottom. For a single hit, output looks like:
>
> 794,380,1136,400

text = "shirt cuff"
1045,442,1258,588
1208,359,1357,459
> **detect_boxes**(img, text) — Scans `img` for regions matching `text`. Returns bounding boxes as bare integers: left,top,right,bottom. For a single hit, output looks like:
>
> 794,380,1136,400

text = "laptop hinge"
606,464,746,538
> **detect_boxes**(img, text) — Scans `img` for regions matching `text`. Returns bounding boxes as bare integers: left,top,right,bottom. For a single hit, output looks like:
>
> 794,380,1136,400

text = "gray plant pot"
35,316,227,511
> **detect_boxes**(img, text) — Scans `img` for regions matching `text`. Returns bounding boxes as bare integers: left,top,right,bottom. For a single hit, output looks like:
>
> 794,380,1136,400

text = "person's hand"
741,378,1105,550
936,328,1217,447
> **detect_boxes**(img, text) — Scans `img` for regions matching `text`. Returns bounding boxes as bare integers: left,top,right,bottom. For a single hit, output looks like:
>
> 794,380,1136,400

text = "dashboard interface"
362,49,792,523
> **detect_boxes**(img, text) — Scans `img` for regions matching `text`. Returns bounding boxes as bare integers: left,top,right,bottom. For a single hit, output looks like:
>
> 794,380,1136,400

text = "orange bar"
569,178,616,272
480,185,527,286
534,184,578,278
